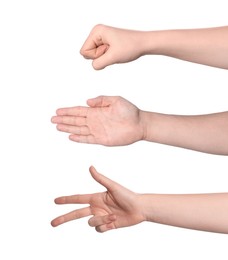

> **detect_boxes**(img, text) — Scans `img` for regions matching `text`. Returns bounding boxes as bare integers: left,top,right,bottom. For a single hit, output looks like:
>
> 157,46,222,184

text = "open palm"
51,96,144,146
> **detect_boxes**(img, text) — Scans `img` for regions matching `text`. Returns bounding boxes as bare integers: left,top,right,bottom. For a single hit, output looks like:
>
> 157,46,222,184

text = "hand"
51,166,144,232
80,24,145,70
51,96,145,146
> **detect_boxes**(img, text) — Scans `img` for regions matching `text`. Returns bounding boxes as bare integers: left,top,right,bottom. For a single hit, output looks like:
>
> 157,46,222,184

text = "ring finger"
57,124,90,135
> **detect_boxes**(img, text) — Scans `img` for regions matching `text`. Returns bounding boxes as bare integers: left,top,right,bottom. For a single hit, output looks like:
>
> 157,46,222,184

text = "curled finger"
95,222,116,233
88,214,116,227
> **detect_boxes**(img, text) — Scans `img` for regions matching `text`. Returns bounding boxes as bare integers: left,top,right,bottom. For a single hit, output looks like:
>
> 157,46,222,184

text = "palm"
87,98,142,145
89,189,142,229
52,96,144,146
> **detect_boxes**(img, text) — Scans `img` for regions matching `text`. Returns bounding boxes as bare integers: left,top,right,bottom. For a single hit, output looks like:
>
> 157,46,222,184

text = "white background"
0,0,228,259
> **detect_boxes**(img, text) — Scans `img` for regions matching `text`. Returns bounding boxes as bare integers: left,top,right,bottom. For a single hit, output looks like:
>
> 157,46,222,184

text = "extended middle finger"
52,116,87,126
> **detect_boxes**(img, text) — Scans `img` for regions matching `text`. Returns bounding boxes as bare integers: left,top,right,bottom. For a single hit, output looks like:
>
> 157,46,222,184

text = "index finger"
56,106,89,117
80,25,109,59
54,194,91,204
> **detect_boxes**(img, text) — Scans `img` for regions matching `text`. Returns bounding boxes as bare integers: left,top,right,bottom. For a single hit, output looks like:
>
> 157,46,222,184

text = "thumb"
89,166,119,192
92,49,115,70
87,95,114,107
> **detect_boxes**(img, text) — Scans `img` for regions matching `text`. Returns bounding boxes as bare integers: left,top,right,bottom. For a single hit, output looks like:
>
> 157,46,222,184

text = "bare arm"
51,96,228,155
142,193,228,234
80,25,228,70
143,26,228,69
141,110,228,155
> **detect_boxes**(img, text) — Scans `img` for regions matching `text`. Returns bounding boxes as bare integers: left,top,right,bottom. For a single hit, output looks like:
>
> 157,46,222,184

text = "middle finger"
52,116,87,126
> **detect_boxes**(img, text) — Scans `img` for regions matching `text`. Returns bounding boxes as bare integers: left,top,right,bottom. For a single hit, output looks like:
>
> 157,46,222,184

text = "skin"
80,24,228,70
51,24,228,154
51,25,228,233
51,95,228,155
52,96,143,146
51,166,228,234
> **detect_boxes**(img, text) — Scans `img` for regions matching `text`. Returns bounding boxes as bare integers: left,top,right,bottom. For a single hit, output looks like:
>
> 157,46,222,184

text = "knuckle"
93,24,104,32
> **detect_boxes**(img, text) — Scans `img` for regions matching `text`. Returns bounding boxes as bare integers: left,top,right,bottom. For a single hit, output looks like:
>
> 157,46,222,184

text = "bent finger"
95,222,116,233
92,49,115,70
88,214,116,227
81,44,109,60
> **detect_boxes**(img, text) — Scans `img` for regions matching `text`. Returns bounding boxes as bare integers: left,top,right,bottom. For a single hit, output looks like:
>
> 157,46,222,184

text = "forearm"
140,111,228,155
141,193,228,234
141,26,228,69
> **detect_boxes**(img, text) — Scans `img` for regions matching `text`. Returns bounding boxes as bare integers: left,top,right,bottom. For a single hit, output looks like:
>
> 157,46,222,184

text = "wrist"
139,111,179,145
139,110,156,142
139,194,157,223
139,30,167,56
138,110,148,141
126,30,165,58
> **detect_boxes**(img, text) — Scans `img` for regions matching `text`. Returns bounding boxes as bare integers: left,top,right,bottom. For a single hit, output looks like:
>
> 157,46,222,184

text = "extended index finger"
54,194,91,204
56,106,89,117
